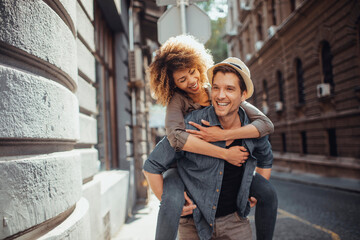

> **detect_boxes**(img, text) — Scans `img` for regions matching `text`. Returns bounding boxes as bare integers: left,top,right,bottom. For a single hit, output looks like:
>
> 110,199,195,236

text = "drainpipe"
129,0,136,126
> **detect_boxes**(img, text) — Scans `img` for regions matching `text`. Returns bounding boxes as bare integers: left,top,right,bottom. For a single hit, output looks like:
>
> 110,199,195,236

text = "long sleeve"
143,136,179,174
240,101,274,137
165,92,191,151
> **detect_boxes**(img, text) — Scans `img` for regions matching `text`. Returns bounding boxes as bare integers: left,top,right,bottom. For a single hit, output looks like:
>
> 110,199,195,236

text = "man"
144,57,275,240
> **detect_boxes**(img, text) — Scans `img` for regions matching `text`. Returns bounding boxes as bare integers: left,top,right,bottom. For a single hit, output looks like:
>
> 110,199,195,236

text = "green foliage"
196,1,228,63
196,0,215,12
205,17,228,63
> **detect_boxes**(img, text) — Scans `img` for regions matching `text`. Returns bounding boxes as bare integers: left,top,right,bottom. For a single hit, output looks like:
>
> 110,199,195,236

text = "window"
300,131,307,154
327,128,338,157
290,0,296,12
320,41,334,89
95,2,118,170
253,89,258,107
295,58,305,104
281,133,287,153
357,18,360,59
262,80,269,114
277,70,284,103
257,13,263,41
271,0,277,25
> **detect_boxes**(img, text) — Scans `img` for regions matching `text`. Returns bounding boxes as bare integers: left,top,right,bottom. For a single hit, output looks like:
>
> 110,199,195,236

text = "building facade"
0,0,163,239
226,0,360,179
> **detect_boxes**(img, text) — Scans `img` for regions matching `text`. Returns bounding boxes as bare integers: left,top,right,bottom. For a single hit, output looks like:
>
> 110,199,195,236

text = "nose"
218,88,226,99
188,76,197,85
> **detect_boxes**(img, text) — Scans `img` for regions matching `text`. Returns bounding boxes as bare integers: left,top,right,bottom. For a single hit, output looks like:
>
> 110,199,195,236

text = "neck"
219,113,241,130
189,88,208,104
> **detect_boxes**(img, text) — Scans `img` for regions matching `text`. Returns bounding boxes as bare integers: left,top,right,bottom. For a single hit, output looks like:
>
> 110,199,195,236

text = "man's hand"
181,192,197,216
186,120,223,142
225,146,249,167
249,196,257,208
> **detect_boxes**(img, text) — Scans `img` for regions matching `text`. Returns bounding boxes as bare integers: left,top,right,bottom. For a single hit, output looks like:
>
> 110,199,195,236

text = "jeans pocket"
234,212,249,224
179,217,190,225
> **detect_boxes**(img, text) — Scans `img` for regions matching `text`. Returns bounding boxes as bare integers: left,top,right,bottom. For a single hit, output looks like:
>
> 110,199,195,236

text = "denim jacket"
144,106,273,240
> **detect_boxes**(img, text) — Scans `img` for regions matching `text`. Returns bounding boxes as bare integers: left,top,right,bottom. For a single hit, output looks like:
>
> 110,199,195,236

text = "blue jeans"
155,169,278,240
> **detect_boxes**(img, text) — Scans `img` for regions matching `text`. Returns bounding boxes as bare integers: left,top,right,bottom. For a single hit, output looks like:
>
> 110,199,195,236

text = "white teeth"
190,83,198,89
218,102,228,106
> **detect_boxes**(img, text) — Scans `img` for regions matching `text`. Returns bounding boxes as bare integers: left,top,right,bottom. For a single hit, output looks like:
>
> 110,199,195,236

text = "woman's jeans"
155,169,278,240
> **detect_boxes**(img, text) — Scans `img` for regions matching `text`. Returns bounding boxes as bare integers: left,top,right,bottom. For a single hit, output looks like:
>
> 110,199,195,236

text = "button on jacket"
144,106,273,240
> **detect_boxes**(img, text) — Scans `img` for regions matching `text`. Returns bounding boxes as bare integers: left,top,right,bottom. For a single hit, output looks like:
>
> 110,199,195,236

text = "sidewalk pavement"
112,170,360,240
112,193,160,240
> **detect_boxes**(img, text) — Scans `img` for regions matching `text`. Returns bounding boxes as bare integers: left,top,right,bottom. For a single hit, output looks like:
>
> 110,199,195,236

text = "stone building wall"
0,0,132,239
226,0,360,179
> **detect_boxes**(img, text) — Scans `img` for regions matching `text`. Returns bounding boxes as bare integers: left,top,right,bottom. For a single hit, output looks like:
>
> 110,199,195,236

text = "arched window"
262,80,269,114
320,41,334,88
357,18,360,59
277,70,284,103
253,88,258,107
290,0,296,12
295,58,305,104
271,0,277,25
257,13,263,41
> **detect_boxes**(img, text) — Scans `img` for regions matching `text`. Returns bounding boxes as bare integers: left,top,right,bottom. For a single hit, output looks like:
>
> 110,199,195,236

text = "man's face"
211,71,246,119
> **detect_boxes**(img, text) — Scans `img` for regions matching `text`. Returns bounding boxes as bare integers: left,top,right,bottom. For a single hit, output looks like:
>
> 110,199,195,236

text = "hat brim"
207,63,254,99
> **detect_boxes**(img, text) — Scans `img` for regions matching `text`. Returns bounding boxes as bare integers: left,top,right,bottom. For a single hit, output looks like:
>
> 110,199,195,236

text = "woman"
145,35,277,240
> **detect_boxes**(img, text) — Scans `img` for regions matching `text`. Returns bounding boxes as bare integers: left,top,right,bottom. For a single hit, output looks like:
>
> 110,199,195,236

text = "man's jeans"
178,212,252,240
155,169,278,240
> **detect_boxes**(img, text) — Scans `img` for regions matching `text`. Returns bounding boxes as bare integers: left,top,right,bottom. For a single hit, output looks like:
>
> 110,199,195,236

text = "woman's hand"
224,146,249,167
181,192,197,216
249,196,257,208
186,120,223,142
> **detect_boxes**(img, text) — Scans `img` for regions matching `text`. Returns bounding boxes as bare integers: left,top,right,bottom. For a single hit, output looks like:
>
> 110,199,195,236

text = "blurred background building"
225,0,360,179
0,0,164,239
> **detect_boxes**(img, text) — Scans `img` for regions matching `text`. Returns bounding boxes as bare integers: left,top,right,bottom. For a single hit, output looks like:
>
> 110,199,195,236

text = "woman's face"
172,68,201,95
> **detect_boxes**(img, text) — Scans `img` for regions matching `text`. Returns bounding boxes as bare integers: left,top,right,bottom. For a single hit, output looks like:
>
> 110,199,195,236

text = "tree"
206,17,228,63
196,0,228,63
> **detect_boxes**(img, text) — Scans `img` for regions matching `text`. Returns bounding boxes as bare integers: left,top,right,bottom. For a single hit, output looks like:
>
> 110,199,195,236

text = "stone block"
58,0,77,27
0,151,82,239
125,126,133,141
79,113,98,145
75,149,100,181
0,65,79,140
76,1,95,51
77,38,96,82
37,198,91,240
94,170,129,237
126,142,133,157
82,179,102,240
76,76,97,114
79,0,94,21
0,0,77,86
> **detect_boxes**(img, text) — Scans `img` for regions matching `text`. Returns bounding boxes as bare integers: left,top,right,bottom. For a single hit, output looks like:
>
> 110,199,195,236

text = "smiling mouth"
190,82,198,89
217,102,229,106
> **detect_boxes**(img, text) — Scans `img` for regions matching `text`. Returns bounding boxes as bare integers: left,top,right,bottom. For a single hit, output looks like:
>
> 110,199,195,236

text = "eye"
189,69,196,74
179,78,186,83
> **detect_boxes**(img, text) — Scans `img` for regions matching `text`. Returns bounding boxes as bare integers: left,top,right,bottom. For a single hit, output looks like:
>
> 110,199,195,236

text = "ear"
241,91,248,102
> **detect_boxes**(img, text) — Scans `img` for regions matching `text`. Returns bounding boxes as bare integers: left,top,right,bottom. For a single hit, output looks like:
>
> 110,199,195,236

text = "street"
248,179,360,240
114,176,360,240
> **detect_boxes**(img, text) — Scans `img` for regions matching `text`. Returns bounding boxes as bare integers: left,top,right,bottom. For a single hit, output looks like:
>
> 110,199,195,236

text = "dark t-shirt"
215,139,245,218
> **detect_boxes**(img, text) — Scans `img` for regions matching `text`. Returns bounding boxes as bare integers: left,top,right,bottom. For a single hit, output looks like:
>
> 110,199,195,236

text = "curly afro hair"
147,35,214,106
